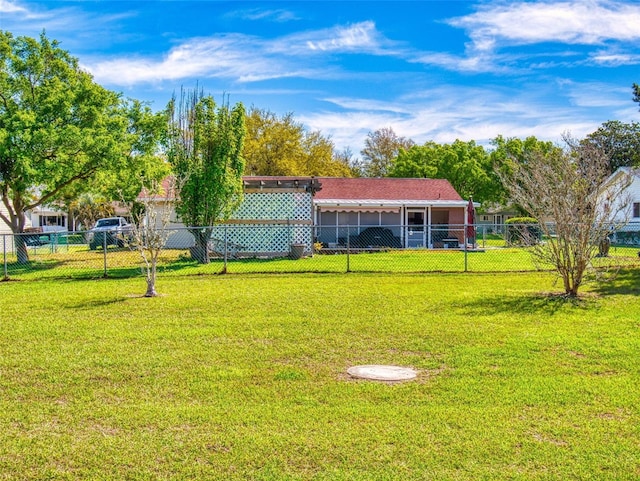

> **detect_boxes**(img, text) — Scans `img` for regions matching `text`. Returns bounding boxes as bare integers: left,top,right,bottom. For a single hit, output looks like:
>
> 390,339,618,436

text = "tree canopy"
583,120,640,172
166,89,246,263
243,108,354,177
389,139,504,205
0,31,166,261
360,127,414,177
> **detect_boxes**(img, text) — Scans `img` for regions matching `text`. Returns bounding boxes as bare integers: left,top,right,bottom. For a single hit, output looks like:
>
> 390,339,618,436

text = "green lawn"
1,271,639,479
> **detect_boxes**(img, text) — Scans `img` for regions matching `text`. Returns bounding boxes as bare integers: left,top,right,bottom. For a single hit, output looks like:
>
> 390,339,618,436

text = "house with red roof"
139,175,472,255
314,177,469,249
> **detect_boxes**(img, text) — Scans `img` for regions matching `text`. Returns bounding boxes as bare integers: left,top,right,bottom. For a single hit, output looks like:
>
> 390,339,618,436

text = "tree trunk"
15,235,29,264
189,228,212,264
144,278,158,297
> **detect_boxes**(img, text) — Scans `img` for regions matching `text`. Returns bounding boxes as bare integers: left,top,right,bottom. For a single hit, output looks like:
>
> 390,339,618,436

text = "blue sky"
1,0,639,155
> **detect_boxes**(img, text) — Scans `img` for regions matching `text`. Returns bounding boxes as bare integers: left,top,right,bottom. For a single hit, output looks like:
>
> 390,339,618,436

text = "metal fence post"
223,224,228,274
3,234,7,280
102,233,108,278
346,229,351,273
464,225,468,273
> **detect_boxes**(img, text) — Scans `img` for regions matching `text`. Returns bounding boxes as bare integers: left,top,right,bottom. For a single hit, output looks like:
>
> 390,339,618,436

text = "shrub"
505,217,541,246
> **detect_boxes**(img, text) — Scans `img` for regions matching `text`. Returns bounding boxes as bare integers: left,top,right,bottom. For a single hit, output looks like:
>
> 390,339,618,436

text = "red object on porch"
466,198,476,244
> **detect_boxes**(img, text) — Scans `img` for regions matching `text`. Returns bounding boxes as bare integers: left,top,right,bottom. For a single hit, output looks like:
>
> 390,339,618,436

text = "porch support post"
427,206,432,249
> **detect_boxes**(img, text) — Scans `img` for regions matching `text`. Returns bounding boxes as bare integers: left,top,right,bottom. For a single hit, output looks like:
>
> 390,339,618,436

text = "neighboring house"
0,202,12,235
27,205,69,232
604,167,640,245
313,177,471,248
476,204,519,233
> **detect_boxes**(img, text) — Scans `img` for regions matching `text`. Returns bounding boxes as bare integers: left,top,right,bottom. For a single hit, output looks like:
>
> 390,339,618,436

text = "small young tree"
126,179,175,297
166,89,246,263
499,135,631,297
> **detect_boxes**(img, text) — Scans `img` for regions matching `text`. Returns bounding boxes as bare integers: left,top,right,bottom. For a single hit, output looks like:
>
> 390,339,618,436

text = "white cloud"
412,1,640,73
228,8,299,22
87,22,399,86
449,0,640,49
590,50,640,66
303,21,382,52
300,84,624,153
0,0,28,14
86,34,320,85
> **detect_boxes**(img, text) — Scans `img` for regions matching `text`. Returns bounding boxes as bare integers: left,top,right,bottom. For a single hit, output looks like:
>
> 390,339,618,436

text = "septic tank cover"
347,365,417,381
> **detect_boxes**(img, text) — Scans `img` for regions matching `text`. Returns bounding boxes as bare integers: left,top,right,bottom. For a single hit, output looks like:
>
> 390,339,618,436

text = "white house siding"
605,168,640,245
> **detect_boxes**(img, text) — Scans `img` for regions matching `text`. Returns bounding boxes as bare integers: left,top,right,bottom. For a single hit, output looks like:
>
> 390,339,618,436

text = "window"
634,203,640,218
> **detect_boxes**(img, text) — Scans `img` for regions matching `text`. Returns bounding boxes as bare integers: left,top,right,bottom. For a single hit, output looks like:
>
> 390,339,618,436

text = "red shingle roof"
315,177,462,201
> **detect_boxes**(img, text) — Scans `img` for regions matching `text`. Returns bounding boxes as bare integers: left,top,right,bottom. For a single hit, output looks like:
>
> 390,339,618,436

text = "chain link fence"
2,224,639,281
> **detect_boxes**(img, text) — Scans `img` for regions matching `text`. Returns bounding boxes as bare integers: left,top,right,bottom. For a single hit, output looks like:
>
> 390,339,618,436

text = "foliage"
243,108,354,177
504,217,541,246
489,135,560,208
166,89,246,263
68,192,115,230
0,31,166,263
583,120,640,172
504,216,538,224
361,127,414,177
498,135,631,296
2,272,640,479
389,140,502,205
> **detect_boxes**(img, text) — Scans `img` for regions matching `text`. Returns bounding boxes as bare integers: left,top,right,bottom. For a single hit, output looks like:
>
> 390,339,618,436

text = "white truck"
88,217,133,250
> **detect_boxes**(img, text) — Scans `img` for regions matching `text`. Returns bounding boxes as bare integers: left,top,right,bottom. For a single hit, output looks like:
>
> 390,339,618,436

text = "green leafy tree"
389,143,439,179
583,120,640,172
166,89,246,264
361,127,414,177
0,31,165,263
489,135,560,208
389,140,501,205
243,108,353,177
633,83,640,107
68,192,115,231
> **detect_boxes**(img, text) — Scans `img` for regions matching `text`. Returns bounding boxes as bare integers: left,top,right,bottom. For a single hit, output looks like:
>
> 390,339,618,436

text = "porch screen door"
406,209,425,248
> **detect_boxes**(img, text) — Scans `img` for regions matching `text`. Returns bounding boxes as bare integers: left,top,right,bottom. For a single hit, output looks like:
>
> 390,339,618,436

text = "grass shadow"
592,268,640,296
454,291,595,318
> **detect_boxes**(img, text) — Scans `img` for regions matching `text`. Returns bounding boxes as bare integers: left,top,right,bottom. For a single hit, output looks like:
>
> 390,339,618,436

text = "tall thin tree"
166,89,246,263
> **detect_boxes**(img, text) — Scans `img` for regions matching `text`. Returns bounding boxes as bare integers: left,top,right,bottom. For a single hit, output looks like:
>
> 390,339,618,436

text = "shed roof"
314,177,462,202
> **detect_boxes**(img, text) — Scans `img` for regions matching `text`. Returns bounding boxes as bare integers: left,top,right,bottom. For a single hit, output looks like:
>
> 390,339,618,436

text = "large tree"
498,135,630,297
489,135,560,208
166,89,246,264
0,31,165,262
583,120,640,172
361,127,414,177
389,140,503,205
243,108,353,177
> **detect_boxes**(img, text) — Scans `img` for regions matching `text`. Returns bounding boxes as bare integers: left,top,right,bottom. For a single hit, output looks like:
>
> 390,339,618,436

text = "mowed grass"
1,271,640,479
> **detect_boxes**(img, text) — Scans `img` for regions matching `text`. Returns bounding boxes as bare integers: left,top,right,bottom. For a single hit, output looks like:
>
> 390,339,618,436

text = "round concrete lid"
347,365,417,381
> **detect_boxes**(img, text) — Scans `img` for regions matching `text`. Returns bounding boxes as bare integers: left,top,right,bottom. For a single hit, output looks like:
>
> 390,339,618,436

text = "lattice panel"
211,224,312,255
233,192,311,221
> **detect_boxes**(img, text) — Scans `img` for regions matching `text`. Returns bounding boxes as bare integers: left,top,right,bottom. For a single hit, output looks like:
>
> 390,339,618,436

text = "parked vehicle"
88,217,133,250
